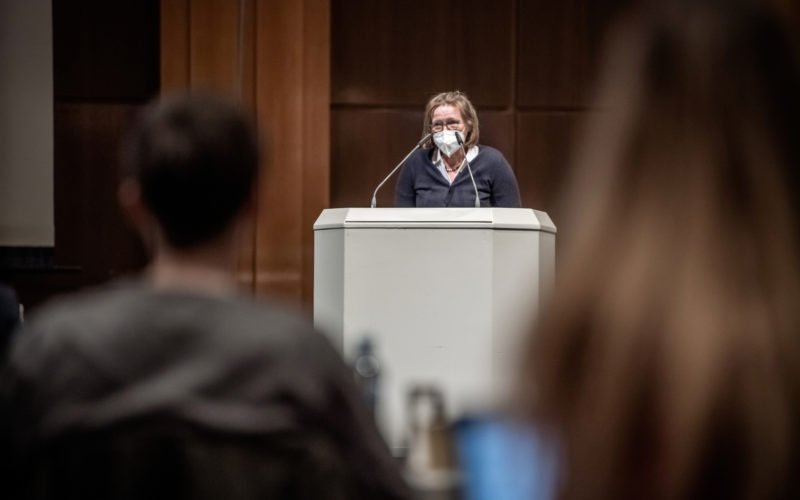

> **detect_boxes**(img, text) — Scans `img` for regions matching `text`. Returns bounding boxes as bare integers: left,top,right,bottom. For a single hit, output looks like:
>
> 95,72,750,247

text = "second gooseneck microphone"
371,132,433,208
456,132,481,208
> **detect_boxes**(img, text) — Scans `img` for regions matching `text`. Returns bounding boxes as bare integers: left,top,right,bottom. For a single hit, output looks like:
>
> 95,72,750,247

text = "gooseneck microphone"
456,132,481,208
371,133,433,208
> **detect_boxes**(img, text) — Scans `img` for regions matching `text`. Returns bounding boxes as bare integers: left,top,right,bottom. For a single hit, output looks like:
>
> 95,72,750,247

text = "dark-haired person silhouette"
1,93,411,500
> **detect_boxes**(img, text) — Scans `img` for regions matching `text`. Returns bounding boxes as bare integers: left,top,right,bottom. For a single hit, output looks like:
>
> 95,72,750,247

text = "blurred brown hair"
521,1,800,499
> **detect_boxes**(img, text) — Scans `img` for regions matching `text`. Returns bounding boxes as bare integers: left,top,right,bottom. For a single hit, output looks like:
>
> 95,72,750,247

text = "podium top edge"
313,208,557,233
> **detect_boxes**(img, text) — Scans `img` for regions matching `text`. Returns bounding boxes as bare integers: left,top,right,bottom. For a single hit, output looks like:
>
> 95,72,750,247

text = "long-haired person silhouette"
521,2,800,500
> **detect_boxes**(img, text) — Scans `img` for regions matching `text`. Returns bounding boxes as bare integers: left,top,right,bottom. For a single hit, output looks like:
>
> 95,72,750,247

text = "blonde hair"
522,2,800,500
421,90,480,149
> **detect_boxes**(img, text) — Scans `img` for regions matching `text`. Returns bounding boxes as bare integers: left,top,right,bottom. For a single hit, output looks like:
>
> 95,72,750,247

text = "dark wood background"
1,0,156,311
330,0,633,211
3,0,797,312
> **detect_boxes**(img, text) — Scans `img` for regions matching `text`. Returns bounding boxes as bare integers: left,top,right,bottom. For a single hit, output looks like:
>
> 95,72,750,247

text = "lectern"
313,208,556,450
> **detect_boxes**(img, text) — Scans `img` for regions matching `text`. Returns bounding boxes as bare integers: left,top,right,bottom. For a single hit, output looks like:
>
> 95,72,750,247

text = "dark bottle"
353,337,381,417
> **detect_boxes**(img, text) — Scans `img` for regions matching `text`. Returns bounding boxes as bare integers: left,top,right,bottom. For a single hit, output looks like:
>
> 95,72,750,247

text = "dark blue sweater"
394,146,521,207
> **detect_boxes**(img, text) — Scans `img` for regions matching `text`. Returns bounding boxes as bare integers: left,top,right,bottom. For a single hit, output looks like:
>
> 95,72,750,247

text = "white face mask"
433,130,462,157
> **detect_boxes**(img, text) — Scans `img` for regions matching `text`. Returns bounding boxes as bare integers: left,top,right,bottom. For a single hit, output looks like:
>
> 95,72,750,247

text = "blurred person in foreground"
0,92,411,499
395,90,521,207
520,1,800,500
0,285,20,363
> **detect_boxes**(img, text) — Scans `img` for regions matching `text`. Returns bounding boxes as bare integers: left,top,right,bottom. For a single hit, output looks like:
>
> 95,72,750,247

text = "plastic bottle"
353,337,381,417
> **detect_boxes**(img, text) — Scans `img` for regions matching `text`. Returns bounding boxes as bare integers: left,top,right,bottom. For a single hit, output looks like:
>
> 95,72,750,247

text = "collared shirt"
433,146,479,183
395,145,521,208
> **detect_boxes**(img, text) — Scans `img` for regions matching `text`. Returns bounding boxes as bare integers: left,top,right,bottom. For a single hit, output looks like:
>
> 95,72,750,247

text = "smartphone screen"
453,415,558,500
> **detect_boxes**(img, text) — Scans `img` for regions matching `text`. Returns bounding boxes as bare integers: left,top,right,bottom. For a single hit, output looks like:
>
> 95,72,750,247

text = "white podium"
313,208,556,450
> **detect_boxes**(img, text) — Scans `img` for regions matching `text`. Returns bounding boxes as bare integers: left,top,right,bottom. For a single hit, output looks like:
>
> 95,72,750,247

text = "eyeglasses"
430,119,462,132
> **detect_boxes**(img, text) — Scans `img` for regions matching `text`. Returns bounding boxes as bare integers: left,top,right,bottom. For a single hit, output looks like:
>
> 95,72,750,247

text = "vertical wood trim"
235,0,257,293
254,0,304,300
301,0,331,305
159,0,330,306
189,0,239,90
160,0,190,90
237,0,256,107
253,0,330,304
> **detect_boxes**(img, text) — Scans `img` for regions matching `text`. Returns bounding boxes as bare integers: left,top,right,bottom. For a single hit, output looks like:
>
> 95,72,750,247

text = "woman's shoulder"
475,145,510,166
410,147,435,163
402,148,435,173
476,144,505,159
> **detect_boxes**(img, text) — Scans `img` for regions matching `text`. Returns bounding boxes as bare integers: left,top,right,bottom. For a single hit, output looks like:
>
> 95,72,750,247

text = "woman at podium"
395,91,521,208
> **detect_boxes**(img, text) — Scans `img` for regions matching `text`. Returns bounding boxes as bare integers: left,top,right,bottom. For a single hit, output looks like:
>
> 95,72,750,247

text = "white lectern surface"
313,208,555,451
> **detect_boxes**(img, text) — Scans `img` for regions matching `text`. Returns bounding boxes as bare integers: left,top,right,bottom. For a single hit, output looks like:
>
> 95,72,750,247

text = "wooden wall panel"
516,0,633,109
330,109,423,208
516,0,593,108
161,0,330,308
331,0,513,107
189,0,241,90
160,0,190,90
162,0,244,93
476,111,516,169
331,0,632,222
161,0,256,99
457,0,515,107
254,2,302,301
769,0,800,28
4,1,157,311
515,111,581,216
5,103,149,309
300,0,332,305
161,0,257,291
253,0,330,305
53,103,148,279
53,0,159,100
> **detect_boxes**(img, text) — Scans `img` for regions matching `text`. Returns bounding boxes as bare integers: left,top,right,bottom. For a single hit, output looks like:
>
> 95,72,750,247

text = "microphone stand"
456,132,480,208
371,133,433,208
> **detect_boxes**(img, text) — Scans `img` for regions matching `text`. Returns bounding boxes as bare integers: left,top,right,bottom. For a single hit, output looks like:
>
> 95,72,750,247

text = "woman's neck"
442,149,464,169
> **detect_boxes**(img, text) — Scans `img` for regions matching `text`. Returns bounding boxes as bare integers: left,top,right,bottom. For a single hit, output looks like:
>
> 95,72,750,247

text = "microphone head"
417,132,433,147
455,131,464,145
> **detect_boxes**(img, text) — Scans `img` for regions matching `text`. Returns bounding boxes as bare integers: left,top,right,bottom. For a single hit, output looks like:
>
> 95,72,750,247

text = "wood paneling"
160,0,189,90
161,0,258,292
256,1,330,300
5,1,157,311
476,111,516,168
516,0,632,109
331,109,424,208
769,0,800,29
253,2,304,301
331,0,513,107
4,104,149,310
9,0,642,311
161,0,330,307
331,0,631,225
515,111,581,215
299,0,332,305
53,0,159,100
161,0,254,95
53,103,148,279
254,0,330,304
189,0,241,91
516,0,593,108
